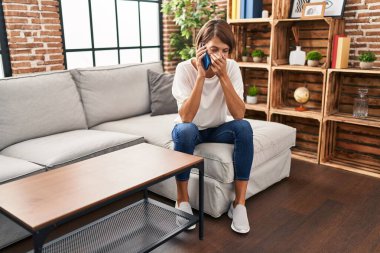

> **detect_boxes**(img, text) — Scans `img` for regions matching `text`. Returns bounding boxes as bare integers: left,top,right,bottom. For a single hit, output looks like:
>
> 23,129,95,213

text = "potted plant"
358,51,377,69
306,51,322,67
252,49,264,63
242,47,250,62
246,85,259,104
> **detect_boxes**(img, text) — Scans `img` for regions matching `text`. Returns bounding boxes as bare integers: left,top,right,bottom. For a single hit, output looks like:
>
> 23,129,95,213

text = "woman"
172,19,254,234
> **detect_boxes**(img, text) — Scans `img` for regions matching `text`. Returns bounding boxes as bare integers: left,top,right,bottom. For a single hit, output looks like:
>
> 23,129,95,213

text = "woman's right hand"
195,45,207,78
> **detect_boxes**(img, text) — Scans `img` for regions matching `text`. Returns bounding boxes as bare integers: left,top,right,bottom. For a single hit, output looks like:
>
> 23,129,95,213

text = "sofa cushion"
71,62,163,128
0,71,88,151
0,155,45,184
147,69,177,116
92,114,296,183
1,130,144,168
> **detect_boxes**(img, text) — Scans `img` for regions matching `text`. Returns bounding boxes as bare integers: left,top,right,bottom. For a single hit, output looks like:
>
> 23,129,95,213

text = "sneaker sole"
231,223,250,234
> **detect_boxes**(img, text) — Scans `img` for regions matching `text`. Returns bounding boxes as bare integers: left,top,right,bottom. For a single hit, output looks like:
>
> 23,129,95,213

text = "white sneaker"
175,201,196,230
228,202,250,234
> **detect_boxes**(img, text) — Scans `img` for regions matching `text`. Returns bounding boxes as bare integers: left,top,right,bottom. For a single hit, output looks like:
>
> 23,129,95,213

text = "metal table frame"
0,161,204,253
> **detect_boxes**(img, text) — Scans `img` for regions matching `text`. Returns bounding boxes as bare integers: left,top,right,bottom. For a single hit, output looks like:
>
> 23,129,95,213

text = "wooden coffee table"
0,143,204,253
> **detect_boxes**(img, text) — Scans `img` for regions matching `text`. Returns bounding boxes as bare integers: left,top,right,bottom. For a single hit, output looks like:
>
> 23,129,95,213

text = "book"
246,0,263,19
331,34,346,68
240,0,246,19
232,0,237,19
236,0,241,19
335,36,351,69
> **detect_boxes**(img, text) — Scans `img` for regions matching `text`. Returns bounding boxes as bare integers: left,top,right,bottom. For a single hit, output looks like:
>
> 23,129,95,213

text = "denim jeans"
172,119,254,181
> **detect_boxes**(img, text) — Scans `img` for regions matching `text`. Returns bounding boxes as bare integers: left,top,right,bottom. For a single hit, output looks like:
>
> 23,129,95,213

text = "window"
0,3,11,77
59,0,162,69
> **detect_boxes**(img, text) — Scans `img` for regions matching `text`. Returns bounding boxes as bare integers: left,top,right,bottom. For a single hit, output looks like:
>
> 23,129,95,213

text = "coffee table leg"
198,162,204,240
33,228,50,253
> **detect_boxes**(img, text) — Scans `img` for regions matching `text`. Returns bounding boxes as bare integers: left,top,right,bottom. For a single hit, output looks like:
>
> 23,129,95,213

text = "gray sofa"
0,61,296,248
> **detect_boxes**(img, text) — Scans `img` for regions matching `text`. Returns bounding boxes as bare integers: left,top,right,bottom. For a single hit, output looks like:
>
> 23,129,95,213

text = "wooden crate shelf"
272,18,344,68
325,69,380,127
238,62,270,70
270,113,321,163
320,120,380,178
272,65,326,73
242,67,270,112
245,109,268,121
227,0,275,22
271,68,326,115
232,22,273,63
245,102,268,112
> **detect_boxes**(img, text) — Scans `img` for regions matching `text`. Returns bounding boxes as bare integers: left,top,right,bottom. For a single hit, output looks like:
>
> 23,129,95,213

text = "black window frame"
0,0,12,77
58,0,163,69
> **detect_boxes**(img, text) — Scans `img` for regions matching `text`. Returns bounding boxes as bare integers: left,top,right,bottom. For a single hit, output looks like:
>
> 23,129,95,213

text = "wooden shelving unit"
320,69,380,177
227,0,346,165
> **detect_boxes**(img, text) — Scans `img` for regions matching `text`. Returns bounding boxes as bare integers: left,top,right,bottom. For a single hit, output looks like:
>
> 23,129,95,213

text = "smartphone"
201,44,211,70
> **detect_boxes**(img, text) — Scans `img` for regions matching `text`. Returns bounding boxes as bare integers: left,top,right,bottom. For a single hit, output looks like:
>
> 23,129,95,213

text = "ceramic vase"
289,46,306,66
360,62,373,69
246,96,257,104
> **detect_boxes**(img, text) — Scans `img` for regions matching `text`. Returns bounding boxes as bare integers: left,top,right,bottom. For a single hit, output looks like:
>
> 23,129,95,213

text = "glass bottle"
353,88,368,118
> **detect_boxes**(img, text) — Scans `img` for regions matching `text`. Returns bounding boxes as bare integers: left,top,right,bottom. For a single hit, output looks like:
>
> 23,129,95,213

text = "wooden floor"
4,159,380,253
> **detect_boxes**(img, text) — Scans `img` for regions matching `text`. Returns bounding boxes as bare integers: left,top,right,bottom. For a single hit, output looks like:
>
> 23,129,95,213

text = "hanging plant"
161,0,225,61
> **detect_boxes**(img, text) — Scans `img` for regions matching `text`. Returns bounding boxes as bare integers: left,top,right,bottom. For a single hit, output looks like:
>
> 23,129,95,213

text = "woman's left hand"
210,53,227,78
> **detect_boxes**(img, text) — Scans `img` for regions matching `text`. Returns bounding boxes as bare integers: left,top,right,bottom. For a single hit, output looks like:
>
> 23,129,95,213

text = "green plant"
251,49,264,58
306,51,322,61
247,85,259,96
242,47,250,56
358,51,377,62
161,0,225,61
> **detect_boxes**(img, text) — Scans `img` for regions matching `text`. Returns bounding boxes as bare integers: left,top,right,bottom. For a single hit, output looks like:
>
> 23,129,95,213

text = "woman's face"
204,36,230,58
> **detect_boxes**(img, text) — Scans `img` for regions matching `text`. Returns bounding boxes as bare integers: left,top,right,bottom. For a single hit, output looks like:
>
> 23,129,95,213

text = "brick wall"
2,0,64,75
163,0,380,71
345,0,380,68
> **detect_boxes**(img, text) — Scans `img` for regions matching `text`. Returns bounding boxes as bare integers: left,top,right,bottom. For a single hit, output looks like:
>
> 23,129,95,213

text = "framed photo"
309,0,347,18
301,2,326,19
290,0,310,18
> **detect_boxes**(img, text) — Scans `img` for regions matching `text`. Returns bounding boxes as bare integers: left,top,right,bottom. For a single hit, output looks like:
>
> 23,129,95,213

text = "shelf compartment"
271,113,321,163
271,68,326,115
232,22,272,63
227,0,275,22
245,109,268,121
325,70,380,127
242,67,270,110
320,120,380,178
272,18,344,68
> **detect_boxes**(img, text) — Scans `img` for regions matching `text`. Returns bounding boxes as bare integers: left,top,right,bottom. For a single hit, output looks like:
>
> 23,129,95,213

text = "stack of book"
331,35,351,69
231,0,263,19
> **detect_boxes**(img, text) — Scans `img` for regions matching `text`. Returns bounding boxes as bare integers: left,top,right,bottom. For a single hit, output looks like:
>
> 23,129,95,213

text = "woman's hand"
195,45,208,78
210,53,227,78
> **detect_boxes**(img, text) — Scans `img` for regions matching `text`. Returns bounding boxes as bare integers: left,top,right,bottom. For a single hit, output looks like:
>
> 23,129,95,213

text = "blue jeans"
172,120,254,181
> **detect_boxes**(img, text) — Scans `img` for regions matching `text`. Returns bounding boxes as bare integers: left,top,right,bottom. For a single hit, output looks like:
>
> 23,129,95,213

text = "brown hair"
195,19,235,53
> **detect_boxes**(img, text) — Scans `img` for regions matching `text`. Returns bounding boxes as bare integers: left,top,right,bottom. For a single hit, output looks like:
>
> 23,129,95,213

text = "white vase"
289,46,306,66
246,96,257,104
242,56,248,62
307,60,319,67
253,57,262,63
360,61,373,69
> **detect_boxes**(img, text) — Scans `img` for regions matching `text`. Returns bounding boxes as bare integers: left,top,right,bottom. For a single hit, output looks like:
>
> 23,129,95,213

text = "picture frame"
301,2,326,19
290,0,346,18
290,0,310,18
309,0,347,18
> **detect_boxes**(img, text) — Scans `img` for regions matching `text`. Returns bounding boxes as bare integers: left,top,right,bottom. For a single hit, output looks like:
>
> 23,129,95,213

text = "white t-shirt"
172,59,244,130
